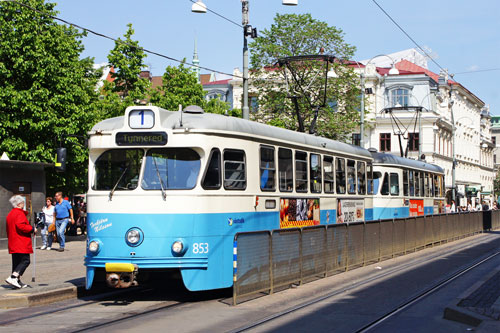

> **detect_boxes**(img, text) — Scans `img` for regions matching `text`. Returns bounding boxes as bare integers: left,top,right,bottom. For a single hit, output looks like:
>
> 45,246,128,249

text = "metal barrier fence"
233,211,487,305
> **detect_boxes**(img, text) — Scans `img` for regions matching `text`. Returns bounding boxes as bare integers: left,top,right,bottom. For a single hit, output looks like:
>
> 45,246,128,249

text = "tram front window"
142,148,201,190
93,149,144,191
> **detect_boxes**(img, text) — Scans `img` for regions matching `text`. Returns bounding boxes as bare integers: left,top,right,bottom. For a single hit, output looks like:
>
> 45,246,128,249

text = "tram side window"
415,172,420,197
202,148,221,190
357,161,366,195
278,148,293,192
323,156,334,194
373,171,382,194
381,172,389,195
403,170,409,196
295,151,308,192
310,153,322,193
424,173,429,197
439,175,445,197
347,159,356,194
260,146,276,191
433,175,439,197
390,173,399,196
420,172,425,197
409,170,415,196
223,149,246,190
336,158,346,194
93,149,143,191
367,163,374,195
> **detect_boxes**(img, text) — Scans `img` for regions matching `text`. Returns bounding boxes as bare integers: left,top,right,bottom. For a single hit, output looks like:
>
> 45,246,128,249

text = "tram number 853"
192,243,209,254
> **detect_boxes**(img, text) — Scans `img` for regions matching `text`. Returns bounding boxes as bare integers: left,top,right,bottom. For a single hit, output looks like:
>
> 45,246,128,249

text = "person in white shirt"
41,197,54,250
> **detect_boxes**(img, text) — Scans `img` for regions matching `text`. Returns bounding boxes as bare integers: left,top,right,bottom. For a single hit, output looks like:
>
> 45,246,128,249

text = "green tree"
0,0,102,194
150,63,204,110
106,23,150,101
249,13,361,140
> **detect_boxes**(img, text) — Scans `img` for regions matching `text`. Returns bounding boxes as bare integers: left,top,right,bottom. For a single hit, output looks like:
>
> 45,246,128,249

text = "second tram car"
370,151,446,220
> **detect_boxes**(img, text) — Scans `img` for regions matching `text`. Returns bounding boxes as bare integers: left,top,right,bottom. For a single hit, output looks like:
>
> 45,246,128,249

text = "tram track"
229,233,500,333
354,251,500,332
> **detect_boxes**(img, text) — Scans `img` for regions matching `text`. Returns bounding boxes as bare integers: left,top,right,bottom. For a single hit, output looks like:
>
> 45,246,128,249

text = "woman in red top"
5,195,36,289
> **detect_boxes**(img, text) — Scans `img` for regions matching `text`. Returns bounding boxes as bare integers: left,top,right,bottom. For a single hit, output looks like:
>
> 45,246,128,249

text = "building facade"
359,53,495,207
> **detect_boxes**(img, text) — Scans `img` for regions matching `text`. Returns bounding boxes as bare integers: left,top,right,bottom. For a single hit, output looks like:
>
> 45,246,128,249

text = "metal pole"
360,73,365,147
418,108,422,158
450,89,456,205
242,1,250,120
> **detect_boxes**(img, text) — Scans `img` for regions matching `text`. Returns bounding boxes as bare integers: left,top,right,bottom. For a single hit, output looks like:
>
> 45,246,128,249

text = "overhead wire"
3,0,242,79
371,0,446,72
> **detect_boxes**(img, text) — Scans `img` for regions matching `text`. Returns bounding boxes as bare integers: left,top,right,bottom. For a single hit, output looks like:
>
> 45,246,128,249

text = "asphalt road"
0,232,498,332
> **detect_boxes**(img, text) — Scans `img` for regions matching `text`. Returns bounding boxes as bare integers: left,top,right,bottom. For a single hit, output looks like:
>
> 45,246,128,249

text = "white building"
359,51,495,206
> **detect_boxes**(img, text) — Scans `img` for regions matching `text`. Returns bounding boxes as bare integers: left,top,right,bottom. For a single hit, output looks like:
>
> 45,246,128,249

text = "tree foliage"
249,13,362,140
0,0,102,194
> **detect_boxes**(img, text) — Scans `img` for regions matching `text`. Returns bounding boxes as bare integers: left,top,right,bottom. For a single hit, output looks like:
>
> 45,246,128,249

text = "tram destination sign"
115,132,168,146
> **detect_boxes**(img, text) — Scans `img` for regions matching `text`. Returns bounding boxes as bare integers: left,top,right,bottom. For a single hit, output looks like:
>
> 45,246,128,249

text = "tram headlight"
88,240,100,254
125,228,143,247
172,240,184,255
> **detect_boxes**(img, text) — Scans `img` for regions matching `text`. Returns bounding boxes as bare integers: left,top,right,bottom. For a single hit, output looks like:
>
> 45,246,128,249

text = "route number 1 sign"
129,110,154,129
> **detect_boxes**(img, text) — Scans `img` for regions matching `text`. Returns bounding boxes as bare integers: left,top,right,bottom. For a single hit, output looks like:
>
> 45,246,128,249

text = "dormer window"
391,88,410,107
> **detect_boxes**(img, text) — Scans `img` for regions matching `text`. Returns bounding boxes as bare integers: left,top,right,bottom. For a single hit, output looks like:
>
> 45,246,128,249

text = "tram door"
13,182,32,222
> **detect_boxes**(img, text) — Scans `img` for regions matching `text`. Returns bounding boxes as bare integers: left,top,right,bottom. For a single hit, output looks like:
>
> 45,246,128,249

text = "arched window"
390,88,410,107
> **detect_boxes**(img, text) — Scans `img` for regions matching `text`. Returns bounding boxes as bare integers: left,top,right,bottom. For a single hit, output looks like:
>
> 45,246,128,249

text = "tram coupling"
104,263,139,288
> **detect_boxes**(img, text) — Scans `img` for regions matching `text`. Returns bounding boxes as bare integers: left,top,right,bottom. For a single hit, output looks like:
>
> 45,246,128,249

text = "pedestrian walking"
41,197,54,250
53,192,74,252
5,195,36,289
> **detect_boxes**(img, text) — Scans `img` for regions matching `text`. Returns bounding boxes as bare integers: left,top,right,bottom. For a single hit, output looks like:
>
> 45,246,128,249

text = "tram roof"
370,152,444,173
91,107,372,158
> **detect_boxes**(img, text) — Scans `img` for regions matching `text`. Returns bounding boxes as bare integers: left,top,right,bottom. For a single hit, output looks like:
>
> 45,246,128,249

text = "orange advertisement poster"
280,198,320,229
409,199,424,217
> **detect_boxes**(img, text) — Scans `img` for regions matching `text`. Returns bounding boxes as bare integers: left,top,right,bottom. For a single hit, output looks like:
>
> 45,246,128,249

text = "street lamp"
191,0,298,120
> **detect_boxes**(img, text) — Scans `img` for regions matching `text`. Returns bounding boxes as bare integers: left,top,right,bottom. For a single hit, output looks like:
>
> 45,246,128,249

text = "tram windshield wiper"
109,167,128,201
153,156,167,201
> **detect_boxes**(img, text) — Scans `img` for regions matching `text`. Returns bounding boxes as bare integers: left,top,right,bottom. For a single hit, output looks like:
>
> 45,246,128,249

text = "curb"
0,284,83,309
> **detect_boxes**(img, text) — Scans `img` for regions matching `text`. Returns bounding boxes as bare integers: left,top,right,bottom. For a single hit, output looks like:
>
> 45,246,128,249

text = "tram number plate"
192,243,209,254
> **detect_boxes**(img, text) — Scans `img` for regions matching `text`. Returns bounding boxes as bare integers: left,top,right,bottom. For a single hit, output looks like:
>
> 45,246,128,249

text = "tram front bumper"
105,263,138,288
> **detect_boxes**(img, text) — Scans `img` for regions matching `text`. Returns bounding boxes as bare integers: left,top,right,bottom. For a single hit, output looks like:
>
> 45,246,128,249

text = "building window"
494,154,497,164
352,133,361,146
409,133,419,151
380,133,391,152
250,96,259,113
391,88,410,107
493,136,496,145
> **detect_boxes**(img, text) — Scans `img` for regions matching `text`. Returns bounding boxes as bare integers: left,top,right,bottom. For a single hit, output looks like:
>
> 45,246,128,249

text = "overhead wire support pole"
242,0,250,120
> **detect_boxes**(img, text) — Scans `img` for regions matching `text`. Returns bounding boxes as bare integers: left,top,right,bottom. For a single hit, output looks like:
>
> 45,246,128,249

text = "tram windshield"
142,148,200,190
93,149,144,191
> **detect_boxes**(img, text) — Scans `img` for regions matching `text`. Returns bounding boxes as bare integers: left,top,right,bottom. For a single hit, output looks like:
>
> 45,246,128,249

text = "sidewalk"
444,250,500,330
0,236,87,308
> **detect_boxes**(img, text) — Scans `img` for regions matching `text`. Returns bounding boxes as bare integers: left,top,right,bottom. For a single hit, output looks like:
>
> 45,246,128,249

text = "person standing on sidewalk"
53,192,74,252
5,195,36,289
41,197,54,250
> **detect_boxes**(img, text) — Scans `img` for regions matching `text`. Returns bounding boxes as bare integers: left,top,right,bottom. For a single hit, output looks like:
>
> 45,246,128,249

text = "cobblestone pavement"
458,269,500,320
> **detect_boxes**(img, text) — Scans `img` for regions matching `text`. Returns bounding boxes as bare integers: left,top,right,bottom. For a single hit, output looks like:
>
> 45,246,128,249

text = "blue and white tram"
84,105,374,291
370,151,446,220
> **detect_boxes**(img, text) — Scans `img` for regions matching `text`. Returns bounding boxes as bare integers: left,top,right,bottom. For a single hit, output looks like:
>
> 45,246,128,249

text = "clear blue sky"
53,0,500,114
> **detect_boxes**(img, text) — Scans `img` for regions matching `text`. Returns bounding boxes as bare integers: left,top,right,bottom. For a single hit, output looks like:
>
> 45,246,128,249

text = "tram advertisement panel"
280,198,320,228
409,199,424,216
433,199,444,214
337,199,364,223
